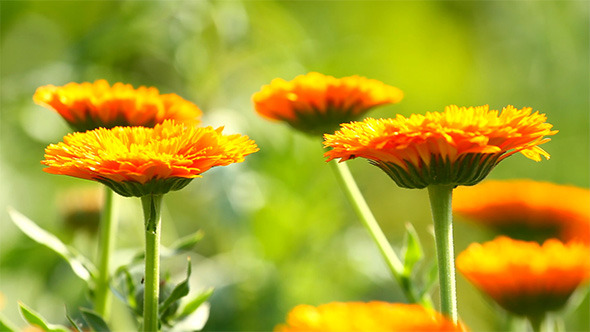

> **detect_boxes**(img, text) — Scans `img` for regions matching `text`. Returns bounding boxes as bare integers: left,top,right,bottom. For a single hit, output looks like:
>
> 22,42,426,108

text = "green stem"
141,194,163,332
94,188,119,320
330,161,427,305
529,315,553,332
427,184,457,322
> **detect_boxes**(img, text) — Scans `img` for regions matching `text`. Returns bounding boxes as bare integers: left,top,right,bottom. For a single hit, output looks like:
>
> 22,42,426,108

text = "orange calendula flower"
453,180,590,244
324,105,557,189
275,302,464,332
34,80,202,131
456,236,590,317
252,72,403,135
42,120,259,197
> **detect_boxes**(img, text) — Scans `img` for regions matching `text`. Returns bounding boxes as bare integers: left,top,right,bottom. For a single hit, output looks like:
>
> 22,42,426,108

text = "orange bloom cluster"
453,180,590,243
456,236,590,317
324,105,557,188
253,72,403,135
34,80,202,131
42,120,259,197
276,302,464,332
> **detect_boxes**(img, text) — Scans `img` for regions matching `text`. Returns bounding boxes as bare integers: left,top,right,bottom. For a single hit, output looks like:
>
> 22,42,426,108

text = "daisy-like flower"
42,120,259,197
34,80,202,131
275,302,465,332
324,105,557,189
456,236,590,318
453,180,590,244
252,72,403,135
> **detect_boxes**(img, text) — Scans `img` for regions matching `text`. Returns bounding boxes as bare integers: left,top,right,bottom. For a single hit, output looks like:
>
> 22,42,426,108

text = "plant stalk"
141,194,163,332
427,184,458,322
331,161,426,305
94,188,119,319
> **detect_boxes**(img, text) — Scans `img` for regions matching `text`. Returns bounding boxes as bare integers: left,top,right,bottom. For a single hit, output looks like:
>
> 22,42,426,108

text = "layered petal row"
324,105,557,188
42,120,259,196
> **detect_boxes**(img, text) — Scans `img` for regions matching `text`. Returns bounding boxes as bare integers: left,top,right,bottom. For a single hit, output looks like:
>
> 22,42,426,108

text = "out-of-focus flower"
58,187,104,234
275,302,465,332
253,72,403,135
34,80,202,131
324,105,557,189
456,236,590,317
42,120,259,197
453,180,590,243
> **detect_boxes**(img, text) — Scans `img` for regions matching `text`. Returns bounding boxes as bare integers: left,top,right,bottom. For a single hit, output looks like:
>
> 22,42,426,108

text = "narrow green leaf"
420,261,439,297
0,313,18,332
169,230,204,254
159,258,192,316
79,308,111,332
66,313,83,332
176,288,214,320
8,208,97,282
402,222,423,276
18,302,70,332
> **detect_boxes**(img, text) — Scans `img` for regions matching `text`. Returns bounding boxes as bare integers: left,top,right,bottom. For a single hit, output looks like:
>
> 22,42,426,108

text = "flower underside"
34,80,202,131
324,105,557,188
253,72,403,136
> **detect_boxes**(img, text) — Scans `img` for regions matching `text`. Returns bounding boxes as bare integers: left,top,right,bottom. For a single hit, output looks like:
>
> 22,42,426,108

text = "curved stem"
427,184,457,323
94,188,119,319
330,161,427,305
141,194,163,332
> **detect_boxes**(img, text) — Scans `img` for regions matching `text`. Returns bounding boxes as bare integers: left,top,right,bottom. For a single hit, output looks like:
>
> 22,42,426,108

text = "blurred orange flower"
42,120,259,197
253,72,403,135
453,180,590,243
275,301,463,332
275,302,464,332
324,105,557,189
34,80,202,131
456,236,590,317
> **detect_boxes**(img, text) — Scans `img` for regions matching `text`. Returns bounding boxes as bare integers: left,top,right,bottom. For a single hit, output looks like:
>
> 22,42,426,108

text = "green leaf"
159,258,192,318
66,313,83,332
169,230,204,254
79,308,111,332
420,261,439,297
402,222,423,276
111,266,139,312
0,312,19,332
18,302,70,332
8,208,97,283
175,288,214,320
132,230,204,261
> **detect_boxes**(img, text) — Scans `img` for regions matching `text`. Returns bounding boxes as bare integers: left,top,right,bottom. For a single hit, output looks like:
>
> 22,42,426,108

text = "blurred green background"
1,1,588,331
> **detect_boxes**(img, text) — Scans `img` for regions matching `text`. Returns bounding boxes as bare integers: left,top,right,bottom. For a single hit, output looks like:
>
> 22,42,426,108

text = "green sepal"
18,302,70,332
97,177,193,197
372,152,502,189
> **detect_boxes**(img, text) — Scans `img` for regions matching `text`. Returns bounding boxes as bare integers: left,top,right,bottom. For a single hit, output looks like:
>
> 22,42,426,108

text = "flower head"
252,72,403,135
42,120,259,197
275,302,464,332
453,180,590,244
456,236,590,317
34,80,202,131
324,105,557,189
